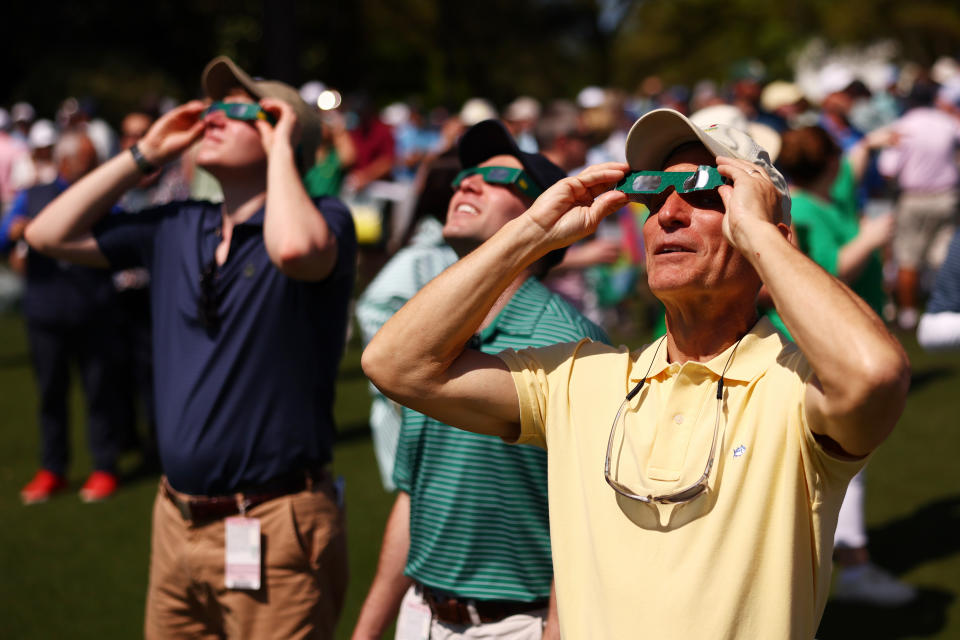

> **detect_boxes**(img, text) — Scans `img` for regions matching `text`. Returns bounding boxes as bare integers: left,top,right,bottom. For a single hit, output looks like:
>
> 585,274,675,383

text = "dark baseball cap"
456,119,568,274
458,119,567,194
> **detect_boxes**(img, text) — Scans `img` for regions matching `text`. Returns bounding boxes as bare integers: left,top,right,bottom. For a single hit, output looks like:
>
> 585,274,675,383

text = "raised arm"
717,156,909,457
362,163,629,440
257,98,339,281
25,101,206,267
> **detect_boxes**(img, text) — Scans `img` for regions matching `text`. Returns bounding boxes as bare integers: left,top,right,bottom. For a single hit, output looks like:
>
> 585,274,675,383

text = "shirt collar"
200,203,266,234
630,317,786,383
478,277,548,341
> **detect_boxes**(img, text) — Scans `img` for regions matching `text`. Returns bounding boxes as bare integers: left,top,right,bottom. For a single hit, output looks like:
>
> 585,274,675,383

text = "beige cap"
760,80,805,113
624,108,790,223
201,56,320,174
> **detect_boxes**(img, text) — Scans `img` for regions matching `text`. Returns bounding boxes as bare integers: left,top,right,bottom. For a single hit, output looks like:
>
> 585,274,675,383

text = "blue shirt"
3,179,117,325
94,197,357,494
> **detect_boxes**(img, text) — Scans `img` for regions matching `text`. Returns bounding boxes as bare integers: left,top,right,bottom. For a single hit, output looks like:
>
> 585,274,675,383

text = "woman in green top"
769,126,893,332
772,125,917,607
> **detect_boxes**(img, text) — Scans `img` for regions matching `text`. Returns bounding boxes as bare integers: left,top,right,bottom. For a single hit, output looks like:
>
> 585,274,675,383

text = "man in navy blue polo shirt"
26,57,356,639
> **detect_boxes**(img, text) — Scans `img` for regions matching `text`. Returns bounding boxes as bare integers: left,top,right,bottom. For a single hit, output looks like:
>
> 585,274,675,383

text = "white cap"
505,96,541,121
577,86,607,109
28,119,58,149
760,81,805,113
459,98,497,127
625,108,790,224
12,102,35,124
381,102,411,128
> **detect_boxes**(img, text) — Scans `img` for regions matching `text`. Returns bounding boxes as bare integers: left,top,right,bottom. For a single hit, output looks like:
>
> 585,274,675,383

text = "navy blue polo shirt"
4,179,117,326
94,197,356,495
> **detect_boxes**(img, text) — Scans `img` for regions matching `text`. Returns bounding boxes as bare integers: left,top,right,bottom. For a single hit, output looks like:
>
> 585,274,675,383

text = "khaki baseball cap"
201,56,320,174
624,108,791,224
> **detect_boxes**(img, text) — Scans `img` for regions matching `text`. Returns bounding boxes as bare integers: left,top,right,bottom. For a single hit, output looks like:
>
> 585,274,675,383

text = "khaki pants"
396,586,546,640
144,478,348,639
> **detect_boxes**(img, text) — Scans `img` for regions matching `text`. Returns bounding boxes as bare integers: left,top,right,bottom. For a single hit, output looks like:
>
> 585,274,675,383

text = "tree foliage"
3,0,958,125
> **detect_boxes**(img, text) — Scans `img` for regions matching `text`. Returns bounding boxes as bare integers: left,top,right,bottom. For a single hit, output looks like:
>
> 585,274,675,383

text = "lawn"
0,309,957,639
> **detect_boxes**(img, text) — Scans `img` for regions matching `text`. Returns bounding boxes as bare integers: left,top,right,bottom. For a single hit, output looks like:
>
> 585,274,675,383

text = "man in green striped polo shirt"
352,120,607,639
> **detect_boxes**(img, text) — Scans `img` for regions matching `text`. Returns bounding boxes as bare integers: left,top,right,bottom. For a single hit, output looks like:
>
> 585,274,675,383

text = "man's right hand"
138,100,207,167
522,162,629,254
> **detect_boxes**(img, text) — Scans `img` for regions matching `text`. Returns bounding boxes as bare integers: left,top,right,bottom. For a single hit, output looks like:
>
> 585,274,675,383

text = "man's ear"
778,222,796,248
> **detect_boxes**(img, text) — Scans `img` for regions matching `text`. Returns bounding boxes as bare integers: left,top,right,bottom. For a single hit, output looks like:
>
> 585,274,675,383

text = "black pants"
27,319,122,475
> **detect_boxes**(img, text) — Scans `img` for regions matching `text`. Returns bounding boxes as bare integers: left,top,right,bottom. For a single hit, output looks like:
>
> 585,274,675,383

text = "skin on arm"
716,156,909,457
351,492,414,640
835,213,894,284
362,163,629,440
256,98,339,281
24,101,207,267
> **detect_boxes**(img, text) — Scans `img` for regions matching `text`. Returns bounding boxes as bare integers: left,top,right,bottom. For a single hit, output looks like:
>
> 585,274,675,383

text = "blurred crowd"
2,54,960,500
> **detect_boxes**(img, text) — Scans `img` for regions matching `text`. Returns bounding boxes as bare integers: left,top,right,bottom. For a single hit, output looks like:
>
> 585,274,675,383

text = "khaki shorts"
144,477,348,639
893,189,959,270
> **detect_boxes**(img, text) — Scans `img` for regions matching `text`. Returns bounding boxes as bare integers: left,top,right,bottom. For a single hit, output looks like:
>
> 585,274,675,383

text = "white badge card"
396,595,432,640
225,517,261,590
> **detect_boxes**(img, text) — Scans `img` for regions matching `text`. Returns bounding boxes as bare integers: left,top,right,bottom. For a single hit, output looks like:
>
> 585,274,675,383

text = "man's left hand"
716,156,784,252
256,98,301,157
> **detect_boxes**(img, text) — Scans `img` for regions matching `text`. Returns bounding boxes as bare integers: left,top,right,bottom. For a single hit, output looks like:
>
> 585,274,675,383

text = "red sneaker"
79,471,118,502
20,469,68,504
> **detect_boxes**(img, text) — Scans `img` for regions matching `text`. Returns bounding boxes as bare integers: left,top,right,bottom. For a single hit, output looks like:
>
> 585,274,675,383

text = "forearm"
24,151,143,266
263,142,337,280
836,234,877,284
740,221,908,452
352,492,414,640
332,130,356,168
362,215,544,433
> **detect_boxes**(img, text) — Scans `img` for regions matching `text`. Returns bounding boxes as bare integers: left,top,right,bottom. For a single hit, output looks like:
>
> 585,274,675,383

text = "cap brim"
625,108,737,171
202,56,263,101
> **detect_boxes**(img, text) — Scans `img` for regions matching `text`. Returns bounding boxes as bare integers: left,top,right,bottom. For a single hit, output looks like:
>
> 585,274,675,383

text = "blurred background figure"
774,125,916,607
917,227,960,351
504,95,541,152
301,80,356,198
1,131,123,504
10,119,59,193
112,106,192,472
0,107,28,213
878,79,960,330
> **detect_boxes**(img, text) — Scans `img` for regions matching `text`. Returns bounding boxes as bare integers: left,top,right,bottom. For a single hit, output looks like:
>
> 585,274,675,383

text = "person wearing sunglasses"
363,109,909,638
24,56,356,639
353,120,607,640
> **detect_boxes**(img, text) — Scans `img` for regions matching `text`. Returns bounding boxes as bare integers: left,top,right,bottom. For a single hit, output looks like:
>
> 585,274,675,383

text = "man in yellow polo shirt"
362,109,910,639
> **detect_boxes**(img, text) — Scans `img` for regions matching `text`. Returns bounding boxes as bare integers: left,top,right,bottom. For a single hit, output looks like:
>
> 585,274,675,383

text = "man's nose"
656,190,692,227
459,172,485,193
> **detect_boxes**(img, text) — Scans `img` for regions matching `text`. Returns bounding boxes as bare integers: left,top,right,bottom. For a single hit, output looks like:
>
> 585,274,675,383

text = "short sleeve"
93,204,172,270
497,339,588,448
315,196,357,282
779,348,869,507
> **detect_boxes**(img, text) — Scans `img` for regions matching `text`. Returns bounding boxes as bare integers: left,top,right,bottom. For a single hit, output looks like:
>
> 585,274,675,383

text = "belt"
161,469,329,523
418,584,548,626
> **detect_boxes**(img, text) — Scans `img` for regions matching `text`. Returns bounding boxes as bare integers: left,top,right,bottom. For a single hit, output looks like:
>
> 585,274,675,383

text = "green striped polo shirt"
394,276,609,601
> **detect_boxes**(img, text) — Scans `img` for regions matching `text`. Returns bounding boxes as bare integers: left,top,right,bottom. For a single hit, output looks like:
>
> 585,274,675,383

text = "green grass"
0,311,958,639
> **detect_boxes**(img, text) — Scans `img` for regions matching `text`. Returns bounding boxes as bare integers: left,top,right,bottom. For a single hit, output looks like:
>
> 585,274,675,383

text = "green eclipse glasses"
616,165,729,197
203,101,277,126
451,166,543,200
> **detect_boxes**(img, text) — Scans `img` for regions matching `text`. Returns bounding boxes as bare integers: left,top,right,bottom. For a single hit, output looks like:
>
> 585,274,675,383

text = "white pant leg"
834,468,868,549
396,586,545,640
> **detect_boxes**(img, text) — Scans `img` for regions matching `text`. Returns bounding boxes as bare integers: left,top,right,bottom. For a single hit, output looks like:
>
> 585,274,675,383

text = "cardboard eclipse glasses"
203,101,277,126
616,165,729,198
451,166,543,200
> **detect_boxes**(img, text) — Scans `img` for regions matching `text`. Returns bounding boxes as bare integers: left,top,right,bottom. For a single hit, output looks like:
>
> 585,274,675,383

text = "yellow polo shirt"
499,318,865,639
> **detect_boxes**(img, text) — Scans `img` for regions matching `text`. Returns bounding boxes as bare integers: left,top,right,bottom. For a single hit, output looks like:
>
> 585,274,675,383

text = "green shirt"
768,160,886,337
394,277,609,601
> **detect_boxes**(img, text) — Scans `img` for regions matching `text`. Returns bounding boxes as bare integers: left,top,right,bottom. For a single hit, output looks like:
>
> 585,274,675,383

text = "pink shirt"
878,107,960,193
